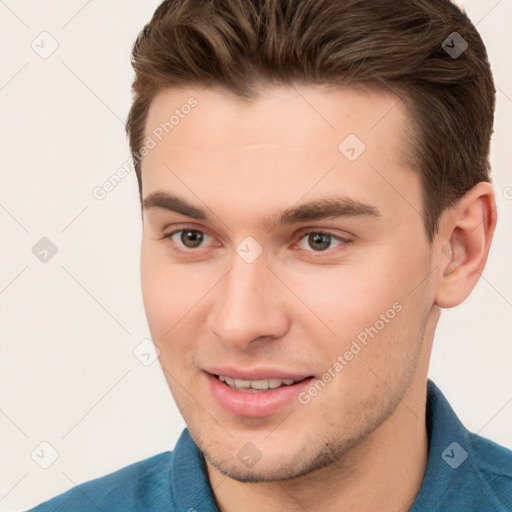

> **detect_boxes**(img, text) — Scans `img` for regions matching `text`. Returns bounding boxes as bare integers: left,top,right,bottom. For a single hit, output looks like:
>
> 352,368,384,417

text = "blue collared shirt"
27,380,512,511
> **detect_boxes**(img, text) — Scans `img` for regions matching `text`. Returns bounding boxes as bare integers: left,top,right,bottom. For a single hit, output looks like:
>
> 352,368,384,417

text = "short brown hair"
126,0,495,241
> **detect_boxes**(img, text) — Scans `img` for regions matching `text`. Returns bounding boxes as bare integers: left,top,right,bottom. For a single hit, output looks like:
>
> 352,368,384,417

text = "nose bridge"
208,251,287,347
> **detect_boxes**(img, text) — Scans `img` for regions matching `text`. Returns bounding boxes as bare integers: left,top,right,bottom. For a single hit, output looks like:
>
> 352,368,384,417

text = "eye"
165,229,211,250
161,227,351,255
296,231,350,252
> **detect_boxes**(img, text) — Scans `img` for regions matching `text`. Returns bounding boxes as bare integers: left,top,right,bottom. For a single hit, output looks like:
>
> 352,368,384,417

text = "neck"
207,376,429,512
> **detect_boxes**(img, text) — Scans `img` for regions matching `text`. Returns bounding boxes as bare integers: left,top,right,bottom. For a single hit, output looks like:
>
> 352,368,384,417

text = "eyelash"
161,226,352,256
297,231,352,252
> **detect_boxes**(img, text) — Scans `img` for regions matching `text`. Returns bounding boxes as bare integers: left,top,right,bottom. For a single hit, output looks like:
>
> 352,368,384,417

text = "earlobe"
434,182,497,309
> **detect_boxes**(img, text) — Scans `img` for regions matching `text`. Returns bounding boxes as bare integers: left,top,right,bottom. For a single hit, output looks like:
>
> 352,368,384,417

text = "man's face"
140,85,437,481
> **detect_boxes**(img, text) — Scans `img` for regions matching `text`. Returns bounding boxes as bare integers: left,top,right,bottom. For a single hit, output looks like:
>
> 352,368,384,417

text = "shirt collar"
411,379,489,510
170,428,220,511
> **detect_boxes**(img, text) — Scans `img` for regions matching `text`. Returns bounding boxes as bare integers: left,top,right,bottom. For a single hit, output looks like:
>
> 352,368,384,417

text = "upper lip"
204,366,313,381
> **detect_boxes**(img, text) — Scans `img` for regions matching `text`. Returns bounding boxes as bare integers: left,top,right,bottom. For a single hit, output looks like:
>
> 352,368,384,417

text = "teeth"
268,379,282,389
250,379,269,390
218,375,301,391
234,378,251,388
222,376,235,386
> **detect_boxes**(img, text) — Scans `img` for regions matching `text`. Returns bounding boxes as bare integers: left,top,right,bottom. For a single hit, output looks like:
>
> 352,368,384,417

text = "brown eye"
307,233,332,251
297,231,347,252
179,230,205,248
165,229,209,250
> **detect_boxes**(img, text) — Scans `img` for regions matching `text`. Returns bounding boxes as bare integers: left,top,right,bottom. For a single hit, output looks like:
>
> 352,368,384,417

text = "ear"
434,182,497,309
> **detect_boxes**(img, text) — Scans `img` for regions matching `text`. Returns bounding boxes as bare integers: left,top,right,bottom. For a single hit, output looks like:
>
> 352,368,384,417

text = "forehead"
140,85,420,230
144,84,411,158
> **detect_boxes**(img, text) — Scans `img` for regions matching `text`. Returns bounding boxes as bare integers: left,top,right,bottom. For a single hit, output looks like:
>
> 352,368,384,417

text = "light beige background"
0,1,511,510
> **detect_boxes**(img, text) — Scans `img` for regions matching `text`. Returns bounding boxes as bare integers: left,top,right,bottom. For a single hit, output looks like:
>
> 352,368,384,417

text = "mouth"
215,374,308,392
205,369,315,417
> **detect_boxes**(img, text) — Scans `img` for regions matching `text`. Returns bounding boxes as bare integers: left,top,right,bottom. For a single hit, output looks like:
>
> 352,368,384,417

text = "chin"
199,428,363,484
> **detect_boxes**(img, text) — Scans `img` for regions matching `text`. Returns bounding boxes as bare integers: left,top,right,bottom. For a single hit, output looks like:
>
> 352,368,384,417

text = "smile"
216,374,305,392
207,371,314,417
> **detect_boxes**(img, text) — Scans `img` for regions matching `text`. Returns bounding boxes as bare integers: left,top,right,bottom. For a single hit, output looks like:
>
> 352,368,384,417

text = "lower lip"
206,372,314,417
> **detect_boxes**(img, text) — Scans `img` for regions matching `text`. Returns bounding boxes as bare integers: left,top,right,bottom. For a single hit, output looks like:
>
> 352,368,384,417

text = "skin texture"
139,85,496,512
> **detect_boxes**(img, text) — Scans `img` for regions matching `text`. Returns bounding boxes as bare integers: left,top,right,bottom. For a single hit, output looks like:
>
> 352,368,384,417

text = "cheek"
140,252,199,397
140,242,185,341
286,247,429,357
140,241,218,347
286,265,402,334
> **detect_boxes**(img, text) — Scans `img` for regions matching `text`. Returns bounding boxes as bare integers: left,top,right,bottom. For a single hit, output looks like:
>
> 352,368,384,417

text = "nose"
206,252,290,350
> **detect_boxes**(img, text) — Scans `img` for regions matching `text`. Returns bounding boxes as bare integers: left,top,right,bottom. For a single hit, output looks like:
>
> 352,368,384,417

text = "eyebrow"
143,191,380,228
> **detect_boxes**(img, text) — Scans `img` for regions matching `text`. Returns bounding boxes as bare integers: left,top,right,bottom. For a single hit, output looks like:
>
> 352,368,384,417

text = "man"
28,0,511,511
